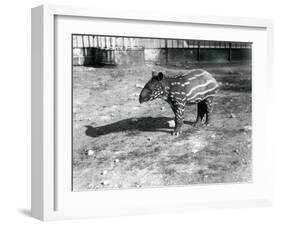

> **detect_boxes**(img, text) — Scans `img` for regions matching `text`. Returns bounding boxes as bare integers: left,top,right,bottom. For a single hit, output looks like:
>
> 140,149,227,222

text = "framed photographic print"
31,4,274,221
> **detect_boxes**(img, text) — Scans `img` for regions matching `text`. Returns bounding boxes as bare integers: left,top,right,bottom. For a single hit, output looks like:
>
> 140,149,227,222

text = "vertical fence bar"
75,35,78,48
165,39,168,65
81,35,86,66
104,36,106,49
122,37,124,49
228,42,232,61
88,36,91,47
197,42,201,61
96,35,99,48
95,35,100,65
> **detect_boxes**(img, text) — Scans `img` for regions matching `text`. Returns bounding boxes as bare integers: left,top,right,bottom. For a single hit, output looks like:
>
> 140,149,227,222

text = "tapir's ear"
152,70,157,77
157,72,164,81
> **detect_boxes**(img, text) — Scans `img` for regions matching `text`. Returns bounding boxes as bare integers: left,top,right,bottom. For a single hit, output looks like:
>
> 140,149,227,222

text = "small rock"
210,134,216,139
218,81,223,86
101,180,109,186
168,120,175,128
132,92,139,97
147,137,152,141
160,107,165,111
131,118,138,123
110,113,114,117
191,149,200,154
87,149,95,156
232,149,240,154
174,140,188,146
154,146,161,152
100,115,111,121
87,184,94,189
114,159,119,163
101,170,107,175
135,84,144,89
243,125,252,131
230,113,236,118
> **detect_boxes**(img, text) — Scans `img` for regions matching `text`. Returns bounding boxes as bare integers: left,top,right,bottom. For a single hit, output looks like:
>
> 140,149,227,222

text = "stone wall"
73,47,251,66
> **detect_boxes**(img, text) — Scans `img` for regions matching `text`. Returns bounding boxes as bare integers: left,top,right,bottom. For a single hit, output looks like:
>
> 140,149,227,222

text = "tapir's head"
139,71,165,104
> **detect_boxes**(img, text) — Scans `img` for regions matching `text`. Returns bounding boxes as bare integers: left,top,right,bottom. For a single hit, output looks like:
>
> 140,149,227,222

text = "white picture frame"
31,4,274,221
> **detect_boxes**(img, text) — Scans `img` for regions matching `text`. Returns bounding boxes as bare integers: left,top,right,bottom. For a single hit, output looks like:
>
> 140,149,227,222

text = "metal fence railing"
72,35,252,50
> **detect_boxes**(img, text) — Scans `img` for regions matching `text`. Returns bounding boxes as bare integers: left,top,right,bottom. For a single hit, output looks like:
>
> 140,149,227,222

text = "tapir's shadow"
85,117,193,138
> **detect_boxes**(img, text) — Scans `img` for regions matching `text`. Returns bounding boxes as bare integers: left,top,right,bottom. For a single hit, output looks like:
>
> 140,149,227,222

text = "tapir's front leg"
171,102,185,136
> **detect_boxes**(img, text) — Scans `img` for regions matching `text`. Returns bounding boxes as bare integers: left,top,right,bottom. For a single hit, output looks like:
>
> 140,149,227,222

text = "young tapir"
139,69,219,135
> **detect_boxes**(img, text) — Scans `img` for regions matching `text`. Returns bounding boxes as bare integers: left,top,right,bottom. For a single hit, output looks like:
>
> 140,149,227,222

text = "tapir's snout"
139,88,150,104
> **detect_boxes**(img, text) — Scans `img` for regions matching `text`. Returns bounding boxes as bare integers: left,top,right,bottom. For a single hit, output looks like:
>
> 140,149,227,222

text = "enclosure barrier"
72,35,252,66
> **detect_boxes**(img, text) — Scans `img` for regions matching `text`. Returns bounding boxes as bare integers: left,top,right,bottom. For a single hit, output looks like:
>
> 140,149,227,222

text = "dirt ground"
72,62,252,191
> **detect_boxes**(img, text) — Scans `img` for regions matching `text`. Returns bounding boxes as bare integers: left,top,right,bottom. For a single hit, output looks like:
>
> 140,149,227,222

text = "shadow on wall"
85,117,194,138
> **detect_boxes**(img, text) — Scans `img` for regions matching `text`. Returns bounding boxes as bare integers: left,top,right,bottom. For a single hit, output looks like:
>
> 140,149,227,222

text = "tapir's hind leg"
193,101,206,127
204,96,214,126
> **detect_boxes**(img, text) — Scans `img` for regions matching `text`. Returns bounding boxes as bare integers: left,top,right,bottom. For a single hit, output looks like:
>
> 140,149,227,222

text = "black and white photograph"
72,35,252,191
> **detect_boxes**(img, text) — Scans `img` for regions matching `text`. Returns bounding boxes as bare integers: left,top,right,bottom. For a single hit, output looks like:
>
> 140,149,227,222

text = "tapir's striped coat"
139,69,219,135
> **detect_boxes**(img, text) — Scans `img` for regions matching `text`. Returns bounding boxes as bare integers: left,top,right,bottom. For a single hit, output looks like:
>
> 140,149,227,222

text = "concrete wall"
165,48,198,65
161,48,251,65
73,47,251,66
114,49,145,65
73,48,145,66
231,49,252,61
144,49,161,63
199,49,228,62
